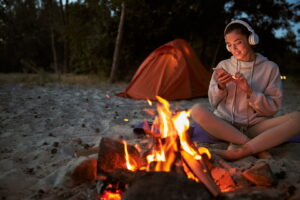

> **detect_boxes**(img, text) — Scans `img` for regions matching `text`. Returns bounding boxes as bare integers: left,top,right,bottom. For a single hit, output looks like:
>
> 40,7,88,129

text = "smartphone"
213,67,229,74
213,68,238,79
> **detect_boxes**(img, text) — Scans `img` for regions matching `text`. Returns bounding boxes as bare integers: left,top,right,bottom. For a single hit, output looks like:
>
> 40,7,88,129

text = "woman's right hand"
213,68,232,89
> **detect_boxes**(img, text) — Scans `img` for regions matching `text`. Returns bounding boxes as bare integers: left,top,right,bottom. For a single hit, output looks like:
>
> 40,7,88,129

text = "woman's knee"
190,103,210,122
290,111,300,121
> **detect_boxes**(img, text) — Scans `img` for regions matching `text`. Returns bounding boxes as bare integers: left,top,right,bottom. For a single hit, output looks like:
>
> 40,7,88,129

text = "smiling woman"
190,19,300,161
224,22,256,62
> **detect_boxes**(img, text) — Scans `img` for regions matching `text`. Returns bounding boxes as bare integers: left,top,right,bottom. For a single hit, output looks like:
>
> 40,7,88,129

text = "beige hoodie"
209,53,282,127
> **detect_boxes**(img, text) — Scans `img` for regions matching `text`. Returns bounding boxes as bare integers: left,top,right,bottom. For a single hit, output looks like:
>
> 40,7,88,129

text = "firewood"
122,172,212,200
74,146,99,157
71,158,97,186
211,167,237,192
180,150,220,197
242,162,276,187
97,137,144,174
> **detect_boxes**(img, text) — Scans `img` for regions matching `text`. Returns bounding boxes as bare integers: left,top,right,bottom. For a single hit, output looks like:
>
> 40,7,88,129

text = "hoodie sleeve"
248,63,282,116
208,65,228,108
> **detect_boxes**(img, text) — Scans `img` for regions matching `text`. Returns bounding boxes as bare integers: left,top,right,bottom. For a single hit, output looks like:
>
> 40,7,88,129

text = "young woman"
190,19,300,160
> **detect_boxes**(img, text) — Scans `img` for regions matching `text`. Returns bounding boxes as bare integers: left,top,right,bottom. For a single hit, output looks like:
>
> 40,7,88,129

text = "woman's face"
225,30,255,62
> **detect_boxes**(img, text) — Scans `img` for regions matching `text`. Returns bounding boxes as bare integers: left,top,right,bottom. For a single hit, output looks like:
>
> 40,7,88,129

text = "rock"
242,162,275,187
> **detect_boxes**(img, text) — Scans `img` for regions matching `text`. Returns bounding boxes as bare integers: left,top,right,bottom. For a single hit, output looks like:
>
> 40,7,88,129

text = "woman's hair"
224,20,252,38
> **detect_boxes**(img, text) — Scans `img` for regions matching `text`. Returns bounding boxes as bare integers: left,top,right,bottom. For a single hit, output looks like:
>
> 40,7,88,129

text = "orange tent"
117,39,211,100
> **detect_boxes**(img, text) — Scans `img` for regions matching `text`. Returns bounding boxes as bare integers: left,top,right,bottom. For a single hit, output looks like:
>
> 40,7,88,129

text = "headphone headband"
224,19,254,35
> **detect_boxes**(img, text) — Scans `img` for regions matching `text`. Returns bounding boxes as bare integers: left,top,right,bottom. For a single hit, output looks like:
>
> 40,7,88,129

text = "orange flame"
101,96,215,199
145,96,211,174
122,140,136,171
198,147,212,160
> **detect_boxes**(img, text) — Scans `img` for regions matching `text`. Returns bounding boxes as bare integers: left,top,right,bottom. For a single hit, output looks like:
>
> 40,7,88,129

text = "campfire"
96,96,220,199
70,96,279,199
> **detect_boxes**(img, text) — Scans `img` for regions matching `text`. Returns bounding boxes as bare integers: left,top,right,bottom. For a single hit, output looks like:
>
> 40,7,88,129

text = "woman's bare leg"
247,112,300,153
215,112,300,160
190,104,250,144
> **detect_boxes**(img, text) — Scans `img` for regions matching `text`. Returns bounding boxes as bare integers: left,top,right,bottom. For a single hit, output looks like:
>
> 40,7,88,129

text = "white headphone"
224,19,259,51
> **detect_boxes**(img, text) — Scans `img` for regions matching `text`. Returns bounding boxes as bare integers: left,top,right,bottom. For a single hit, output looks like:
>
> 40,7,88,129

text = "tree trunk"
109,2,126,83
50,27,58,74
59,0,70,73
49,0,59,77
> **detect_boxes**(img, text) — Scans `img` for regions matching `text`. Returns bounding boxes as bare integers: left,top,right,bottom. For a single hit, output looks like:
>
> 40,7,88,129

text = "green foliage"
57,0,118,76
0,0,299,79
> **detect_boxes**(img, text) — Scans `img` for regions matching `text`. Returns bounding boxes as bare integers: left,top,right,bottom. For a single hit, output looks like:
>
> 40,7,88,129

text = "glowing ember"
147,99,153,106
100,190,123,200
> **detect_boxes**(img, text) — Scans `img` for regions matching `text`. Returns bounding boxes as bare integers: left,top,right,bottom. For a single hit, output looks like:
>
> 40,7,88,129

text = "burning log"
122,171,212,200
97,137,144,174
211,167,237,192
70,158,98,186
180,150,220,197
97,97,222,198
242,162,276,187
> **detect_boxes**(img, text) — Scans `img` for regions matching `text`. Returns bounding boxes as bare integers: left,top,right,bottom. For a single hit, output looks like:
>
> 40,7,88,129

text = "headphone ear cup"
226,44,231,52
249,33,259,45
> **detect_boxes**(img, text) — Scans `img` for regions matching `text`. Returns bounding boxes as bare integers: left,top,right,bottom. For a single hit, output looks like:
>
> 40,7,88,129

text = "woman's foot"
227,143,240,151
256,151,272,159
214,144,253,161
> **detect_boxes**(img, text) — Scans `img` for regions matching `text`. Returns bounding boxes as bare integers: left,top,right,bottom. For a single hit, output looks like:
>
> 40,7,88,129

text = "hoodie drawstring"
231,55,256,130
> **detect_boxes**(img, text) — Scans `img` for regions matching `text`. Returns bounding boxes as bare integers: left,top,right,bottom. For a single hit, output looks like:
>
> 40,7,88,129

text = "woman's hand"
213,68,233,89
232,72,252,97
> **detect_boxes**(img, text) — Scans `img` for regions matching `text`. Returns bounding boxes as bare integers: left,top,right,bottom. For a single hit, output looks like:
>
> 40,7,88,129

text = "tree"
59,0,70,73
49,0,59,74
109,1,125,83
0,0,299,79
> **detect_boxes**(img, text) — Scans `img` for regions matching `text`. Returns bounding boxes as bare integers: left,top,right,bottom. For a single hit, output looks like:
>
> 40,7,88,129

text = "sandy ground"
0,79,300,199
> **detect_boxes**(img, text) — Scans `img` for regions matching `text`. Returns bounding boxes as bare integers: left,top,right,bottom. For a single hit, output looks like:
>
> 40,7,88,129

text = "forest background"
0,0,299,83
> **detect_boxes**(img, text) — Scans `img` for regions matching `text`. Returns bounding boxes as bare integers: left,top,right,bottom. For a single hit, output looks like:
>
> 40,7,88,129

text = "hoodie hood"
225,53,268,74
230,53,268,66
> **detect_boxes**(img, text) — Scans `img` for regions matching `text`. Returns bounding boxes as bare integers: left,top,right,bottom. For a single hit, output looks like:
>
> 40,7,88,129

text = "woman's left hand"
233,72,253,97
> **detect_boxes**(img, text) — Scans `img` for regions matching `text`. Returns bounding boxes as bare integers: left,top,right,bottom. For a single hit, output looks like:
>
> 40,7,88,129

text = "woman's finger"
219,74,232,83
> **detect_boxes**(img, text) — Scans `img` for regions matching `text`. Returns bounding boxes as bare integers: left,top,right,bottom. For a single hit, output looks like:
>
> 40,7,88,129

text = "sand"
0,79,300,199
